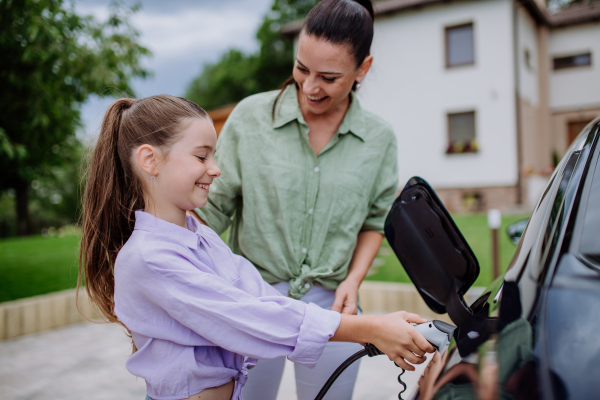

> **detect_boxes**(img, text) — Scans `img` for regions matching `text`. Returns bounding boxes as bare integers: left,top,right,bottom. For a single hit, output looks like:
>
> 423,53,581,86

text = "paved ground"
0,322,433,400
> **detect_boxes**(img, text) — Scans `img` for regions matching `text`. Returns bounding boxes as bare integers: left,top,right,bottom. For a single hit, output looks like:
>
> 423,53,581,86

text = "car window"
503,174,556,281
580,152,600,266
531,152,580,281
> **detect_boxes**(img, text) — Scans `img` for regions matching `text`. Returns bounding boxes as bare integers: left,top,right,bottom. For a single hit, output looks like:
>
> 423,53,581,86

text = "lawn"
0,213,528,302
0,234,81,303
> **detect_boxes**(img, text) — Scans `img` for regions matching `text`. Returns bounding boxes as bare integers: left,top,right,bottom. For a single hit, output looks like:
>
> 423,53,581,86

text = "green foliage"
185,0,318,110
0,0,150,235
186,49,259,110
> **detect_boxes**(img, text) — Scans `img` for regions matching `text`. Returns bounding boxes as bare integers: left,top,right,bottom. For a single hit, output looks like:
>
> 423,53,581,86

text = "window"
553,52,591,70
580,145,600,267
445,23,474,68
524,48,532,70
447,111,477,154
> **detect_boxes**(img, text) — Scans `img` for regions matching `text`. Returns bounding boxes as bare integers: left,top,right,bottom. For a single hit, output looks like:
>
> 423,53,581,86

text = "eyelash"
296,65,336,83
196,156,206,162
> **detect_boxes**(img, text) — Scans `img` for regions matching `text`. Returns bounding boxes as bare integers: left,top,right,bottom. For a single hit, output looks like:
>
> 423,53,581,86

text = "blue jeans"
145,396,151,400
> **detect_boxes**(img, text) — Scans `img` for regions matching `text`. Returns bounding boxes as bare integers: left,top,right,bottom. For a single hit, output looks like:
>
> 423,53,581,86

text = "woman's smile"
306,94,329,105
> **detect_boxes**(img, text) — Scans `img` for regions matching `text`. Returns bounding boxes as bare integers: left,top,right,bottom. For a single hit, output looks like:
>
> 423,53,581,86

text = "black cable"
313,344,408,400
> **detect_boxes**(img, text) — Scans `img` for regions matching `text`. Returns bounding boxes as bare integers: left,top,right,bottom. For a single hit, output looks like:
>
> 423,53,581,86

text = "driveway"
0,321,430,399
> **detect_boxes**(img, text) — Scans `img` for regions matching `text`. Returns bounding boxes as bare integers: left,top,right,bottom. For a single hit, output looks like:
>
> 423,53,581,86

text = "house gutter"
513,0,524,205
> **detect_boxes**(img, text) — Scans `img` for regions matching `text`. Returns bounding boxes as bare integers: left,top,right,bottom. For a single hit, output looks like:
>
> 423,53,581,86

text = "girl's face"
140,118,221,215
293,32,372,116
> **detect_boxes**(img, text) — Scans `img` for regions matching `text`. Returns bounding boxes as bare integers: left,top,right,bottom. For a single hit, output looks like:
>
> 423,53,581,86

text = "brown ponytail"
77,95,210,332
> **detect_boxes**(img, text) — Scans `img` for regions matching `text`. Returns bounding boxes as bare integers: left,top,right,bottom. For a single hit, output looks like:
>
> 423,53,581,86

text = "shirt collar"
134,210,200,249
272,84,367,141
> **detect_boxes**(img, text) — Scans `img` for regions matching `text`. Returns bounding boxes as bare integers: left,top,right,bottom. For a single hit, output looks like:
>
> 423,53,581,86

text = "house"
282,0,600,212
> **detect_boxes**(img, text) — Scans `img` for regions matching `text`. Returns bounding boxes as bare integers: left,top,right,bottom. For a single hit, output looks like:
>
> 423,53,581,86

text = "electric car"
385,117,600,400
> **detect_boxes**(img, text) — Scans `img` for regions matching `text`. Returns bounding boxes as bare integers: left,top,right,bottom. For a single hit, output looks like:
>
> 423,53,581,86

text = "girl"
79,95,434,400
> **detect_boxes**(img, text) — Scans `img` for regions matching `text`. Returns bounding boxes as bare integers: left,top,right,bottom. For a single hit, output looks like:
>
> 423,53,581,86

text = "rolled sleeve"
362,132,399,233
287,303,341,368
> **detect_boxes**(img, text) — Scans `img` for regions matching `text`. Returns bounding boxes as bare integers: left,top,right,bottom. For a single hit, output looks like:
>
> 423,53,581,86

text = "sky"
75,0,273,140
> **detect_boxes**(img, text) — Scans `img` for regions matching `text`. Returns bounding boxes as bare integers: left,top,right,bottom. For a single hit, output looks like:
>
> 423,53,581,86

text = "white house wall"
358,0,518,189
549,22,600,111
516,5,539,106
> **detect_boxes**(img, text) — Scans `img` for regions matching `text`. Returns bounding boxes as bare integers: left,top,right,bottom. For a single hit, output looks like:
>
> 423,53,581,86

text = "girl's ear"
136,144,160,177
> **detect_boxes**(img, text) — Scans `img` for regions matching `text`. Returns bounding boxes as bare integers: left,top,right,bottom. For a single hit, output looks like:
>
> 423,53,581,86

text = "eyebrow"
296,58,342,75
194,145,214,152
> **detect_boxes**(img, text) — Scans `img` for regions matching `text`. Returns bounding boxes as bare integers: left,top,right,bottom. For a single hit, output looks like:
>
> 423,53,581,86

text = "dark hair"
304,0,374,68
272,0,374,119
78,95,209,336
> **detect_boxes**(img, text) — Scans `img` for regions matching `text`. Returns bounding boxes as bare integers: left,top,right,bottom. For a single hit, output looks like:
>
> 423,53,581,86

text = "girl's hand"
371,311,436,371
331,279,359,315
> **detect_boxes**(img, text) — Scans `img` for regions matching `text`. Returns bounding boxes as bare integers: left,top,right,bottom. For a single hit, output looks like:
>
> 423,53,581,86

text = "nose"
208,159,221,178
302,74,320,95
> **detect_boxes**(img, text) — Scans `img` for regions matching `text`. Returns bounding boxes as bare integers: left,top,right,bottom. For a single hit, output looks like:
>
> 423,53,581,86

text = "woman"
193,0,399,398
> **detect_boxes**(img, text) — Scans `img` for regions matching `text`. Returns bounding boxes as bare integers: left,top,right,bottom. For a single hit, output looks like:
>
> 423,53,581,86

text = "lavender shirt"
114,211,341,400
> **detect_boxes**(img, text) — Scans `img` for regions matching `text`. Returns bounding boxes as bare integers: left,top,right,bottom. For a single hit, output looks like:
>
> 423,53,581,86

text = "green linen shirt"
196,84,398,299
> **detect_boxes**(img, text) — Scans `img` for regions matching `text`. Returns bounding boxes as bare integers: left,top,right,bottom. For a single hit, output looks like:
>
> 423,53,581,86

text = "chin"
193,200,208,209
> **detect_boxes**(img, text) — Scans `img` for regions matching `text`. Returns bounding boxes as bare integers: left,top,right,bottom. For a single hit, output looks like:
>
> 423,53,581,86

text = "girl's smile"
195,182,211,191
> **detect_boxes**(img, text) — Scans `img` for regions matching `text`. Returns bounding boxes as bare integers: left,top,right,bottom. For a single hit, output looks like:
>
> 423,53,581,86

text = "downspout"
513,0,524,205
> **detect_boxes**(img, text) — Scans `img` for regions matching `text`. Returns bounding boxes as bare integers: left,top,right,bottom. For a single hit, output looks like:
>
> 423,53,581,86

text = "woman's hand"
331,279,359,315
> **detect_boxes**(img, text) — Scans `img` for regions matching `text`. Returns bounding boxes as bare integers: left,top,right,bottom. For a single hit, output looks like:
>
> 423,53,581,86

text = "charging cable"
313,343,408,400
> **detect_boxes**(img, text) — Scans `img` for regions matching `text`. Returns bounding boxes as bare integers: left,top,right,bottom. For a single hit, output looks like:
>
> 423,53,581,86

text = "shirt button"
304,283,311,289
314,167,320,173
302,248,307,254
308,208,313,214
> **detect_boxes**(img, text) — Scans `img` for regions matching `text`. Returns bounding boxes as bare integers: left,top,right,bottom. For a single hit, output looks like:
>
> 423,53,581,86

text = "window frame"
446,110,477,154
445,22,475,69
552,52,592,71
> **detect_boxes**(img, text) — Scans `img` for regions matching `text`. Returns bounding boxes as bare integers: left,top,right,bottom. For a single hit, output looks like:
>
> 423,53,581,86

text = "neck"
144,196,188,229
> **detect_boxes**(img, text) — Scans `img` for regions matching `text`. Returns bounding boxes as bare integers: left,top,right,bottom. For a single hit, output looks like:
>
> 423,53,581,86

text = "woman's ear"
357,55,373,82
136,144,159,177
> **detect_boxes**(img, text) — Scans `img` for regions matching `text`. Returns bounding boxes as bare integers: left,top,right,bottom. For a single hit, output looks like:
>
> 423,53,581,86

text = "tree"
0,0,150,235
185,0,318,110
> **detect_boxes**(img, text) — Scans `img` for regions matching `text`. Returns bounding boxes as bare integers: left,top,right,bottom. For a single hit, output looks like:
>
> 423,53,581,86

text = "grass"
0,234,81,303
0,214,528,303
365,213,530,287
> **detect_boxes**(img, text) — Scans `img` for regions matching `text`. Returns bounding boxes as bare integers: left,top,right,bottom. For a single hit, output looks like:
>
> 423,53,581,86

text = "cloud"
76,0,273,139
133,8,261,59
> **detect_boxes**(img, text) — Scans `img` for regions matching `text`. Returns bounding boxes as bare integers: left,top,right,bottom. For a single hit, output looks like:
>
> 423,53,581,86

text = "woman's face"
293,32,372,116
